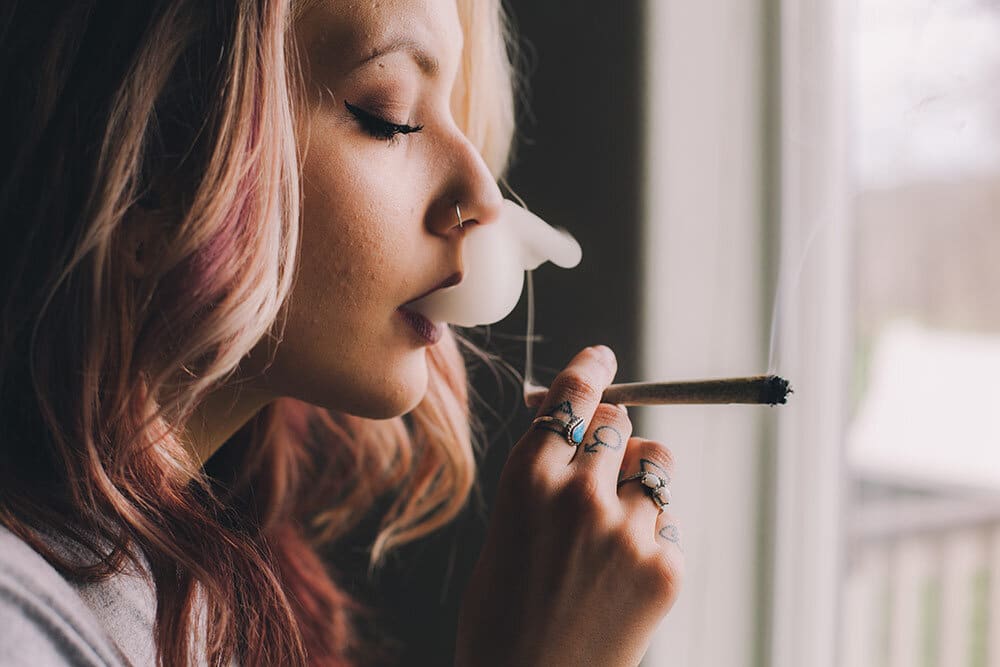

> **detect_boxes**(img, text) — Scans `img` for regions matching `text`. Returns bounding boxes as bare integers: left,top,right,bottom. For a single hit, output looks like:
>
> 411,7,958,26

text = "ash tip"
764,375,792,405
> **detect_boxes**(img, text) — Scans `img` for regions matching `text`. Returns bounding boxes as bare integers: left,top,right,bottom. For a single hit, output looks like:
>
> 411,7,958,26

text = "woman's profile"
0,1,684,665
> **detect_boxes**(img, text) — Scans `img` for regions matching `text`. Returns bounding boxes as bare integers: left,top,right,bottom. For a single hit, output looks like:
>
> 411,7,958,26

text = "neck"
184,382,274,464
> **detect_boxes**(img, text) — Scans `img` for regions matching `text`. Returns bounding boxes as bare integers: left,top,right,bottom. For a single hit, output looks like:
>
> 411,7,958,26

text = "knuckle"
522,465,558,501
556,475,607,518
592,403,632,430
632,439,676,476
550,369,599,404
504,455,556,501
505,441,536,474
607,525,646,562
639,553,683,606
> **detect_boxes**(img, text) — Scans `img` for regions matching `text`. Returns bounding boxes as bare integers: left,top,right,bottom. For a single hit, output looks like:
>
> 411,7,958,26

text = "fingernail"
593,345,614,361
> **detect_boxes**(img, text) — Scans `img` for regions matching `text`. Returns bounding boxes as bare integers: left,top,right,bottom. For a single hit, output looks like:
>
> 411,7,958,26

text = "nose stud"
455,202,464,230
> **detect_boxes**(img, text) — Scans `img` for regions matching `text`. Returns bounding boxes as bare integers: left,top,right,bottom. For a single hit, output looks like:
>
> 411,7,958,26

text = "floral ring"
617,471,671,512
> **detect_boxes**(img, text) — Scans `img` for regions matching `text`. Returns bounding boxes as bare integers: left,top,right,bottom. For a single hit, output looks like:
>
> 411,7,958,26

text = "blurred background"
331,1,1000,665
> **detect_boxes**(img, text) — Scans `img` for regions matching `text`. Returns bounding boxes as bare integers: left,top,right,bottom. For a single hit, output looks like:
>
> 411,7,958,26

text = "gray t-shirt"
0,524,158,666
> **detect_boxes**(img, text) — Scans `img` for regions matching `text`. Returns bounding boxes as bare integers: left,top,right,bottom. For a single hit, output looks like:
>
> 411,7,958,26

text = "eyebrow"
352,37,439,76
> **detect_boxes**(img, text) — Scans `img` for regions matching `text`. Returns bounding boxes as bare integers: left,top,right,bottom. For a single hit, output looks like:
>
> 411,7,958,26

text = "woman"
0,0,684,665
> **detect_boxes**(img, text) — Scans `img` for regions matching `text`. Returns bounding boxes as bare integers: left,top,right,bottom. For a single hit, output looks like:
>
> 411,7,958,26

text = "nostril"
447,217,477,237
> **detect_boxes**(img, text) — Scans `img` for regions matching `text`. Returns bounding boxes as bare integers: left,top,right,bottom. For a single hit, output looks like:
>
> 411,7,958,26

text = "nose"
428,134,504,237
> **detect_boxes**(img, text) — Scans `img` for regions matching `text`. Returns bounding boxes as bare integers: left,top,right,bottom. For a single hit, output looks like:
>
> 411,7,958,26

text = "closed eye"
344,101,423,142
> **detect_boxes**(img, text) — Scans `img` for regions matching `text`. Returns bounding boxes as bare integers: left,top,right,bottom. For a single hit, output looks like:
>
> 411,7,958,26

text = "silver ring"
617,471,671,511
455,202,464,230
531,415,586,446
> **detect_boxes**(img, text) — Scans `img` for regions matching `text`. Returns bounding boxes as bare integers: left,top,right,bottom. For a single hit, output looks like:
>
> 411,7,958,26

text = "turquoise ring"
531,415,587,446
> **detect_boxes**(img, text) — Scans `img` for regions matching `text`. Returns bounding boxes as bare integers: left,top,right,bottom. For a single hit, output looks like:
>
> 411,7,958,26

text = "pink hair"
0,0,517,665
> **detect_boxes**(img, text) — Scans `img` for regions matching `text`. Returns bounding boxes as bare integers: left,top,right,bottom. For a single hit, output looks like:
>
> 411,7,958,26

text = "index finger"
527,345,618,466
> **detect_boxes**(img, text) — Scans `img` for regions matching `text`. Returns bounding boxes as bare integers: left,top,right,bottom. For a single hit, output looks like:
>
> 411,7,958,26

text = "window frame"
639,0,852,665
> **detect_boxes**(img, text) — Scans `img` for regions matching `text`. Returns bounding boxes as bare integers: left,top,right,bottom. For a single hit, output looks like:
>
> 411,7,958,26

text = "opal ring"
531,415,587,446
617,471,671,511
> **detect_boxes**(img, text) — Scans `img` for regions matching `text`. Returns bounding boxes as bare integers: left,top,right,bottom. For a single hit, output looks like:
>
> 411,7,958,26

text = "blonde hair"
0,0,517,665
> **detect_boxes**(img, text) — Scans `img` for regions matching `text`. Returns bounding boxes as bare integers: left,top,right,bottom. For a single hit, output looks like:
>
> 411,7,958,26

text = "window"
642,1,998,666
843,2,1000,666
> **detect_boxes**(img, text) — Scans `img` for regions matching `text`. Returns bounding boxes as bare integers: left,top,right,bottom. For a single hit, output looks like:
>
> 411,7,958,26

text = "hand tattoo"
658,524,682,551
583,425,623,453
549,401,576,419
536,401,578,437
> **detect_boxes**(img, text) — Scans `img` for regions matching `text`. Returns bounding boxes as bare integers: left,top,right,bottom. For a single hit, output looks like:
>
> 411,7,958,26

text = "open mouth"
403,271,463,307
397,307,444,344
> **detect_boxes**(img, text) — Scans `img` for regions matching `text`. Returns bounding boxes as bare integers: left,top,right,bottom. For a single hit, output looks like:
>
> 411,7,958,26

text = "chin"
355,387,426,419
332,356,429,419
264,345,432,419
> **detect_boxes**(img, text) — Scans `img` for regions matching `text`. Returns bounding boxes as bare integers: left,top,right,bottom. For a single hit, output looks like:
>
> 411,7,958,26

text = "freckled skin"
187,4,688,663
239,0,502,418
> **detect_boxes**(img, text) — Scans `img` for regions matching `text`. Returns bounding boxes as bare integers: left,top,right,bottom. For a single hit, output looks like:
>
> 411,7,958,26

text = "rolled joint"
524,374,793,408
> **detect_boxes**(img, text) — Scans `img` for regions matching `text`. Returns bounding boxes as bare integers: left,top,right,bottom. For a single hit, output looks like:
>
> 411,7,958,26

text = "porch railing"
841,495,1000,667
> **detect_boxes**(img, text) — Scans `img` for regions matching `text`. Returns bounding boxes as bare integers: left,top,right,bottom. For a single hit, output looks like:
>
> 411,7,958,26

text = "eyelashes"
344,101,423,142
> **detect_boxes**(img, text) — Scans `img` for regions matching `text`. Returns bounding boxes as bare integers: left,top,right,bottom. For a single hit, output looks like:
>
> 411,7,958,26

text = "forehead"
297,0,463,74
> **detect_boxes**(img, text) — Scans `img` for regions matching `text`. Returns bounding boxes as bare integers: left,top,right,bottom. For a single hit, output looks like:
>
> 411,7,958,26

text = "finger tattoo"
536,401,578,437
549,401,576,419
658,524,682,551
583,425,623,453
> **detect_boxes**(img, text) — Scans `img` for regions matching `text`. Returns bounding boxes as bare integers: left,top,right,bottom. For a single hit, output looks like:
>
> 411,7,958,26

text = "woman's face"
246,0,502,418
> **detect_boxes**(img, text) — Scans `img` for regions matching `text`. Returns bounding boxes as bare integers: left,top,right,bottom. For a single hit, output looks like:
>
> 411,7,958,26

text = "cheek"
295,151,412,325
254,124,431,417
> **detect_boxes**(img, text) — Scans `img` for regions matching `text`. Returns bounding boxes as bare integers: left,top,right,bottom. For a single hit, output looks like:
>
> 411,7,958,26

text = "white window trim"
768,0,852,665
640,1,768,666
640,0,852,666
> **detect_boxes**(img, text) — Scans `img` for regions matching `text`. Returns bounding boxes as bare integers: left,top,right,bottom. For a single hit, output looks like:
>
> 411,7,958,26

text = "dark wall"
327,3,645,664
502,1,645,382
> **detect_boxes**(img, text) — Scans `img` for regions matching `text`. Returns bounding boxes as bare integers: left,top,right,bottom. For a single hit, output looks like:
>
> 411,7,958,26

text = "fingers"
617,437,676,530
653,509,686,607
617,437,684,614
523,346,618,466
655,512,684,555
568,403,632,495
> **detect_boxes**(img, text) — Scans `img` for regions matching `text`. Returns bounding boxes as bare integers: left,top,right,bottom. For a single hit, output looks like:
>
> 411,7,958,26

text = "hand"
455,346,684,667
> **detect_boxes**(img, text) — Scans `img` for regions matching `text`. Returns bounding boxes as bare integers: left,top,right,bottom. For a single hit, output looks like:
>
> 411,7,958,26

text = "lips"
396,271,462,345
403,271,463,307
397,308,444,344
